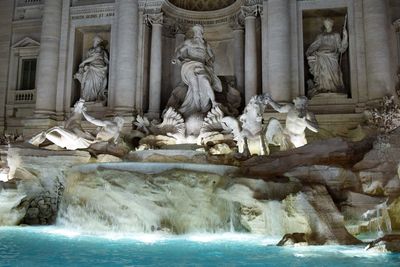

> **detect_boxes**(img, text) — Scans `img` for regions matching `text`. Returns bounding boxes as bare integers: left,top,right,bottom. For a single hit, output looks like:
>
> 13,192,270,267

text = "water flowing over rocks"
366,235,400,253
2,129,400,245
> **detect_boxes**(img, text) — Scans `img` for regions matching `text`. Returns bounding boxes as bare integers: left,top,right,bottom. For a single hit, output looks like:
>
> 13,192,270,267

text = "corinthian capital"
145,12,163,26
241,5,261,18
230,13,245,30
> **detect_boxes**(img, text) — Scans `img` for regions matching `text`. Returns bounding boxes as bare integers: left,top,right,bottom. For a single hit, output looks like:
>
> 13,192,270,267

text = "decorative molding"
162,0,243,27
168,0,235,12
12,37,40,48
230,12,245,30
70,3,115,20
139,0,163,13
145,12,164,26
241,4,261,18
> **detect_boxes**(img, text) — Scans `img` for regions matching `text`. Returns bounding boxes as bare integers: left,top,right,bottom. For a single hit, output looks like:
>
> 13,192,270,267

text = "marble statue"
74,36,109,102
29,99,95,150
306,18,348,98
81,109,124,144
237,95,268,154
29,99,124,150
264,95,319,152
172,24,222,117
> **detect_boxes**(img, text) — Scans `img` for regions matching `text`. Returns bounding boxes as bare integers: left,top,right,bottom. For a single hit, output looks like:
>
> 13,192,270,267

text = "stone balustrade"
12,90,36,104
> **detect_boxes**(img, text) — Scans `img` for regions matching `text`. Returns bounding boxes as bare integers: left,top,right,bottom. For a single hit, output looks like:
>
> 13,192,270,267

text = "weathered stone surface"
341,192,386,220
353,132,400,197
365,235,400,253
277,233,308,246
243,137,374,178
286,166,361,201
388,196,400,230
293,185,361,245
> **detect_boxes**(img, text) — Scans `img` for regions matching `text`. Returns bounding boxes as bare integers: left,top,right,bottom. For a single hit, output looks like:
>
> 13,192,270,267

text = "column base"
145,111,160,120
22,117,60,138
113,107,136,116
34,109,57,119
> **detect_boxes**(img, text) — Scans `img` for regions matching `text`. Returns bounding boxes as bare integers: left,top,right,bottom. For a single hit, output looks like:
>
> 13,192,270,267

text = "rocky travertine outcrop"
353,132,400,198
277,233,308,246
243,137,374,178
0,145,90,226
365,235,400,252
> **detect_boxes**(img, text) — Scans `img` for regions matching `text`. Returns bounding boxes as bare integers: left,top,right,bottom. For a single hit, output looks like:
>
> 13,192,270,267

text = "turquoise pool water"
0,227,400,267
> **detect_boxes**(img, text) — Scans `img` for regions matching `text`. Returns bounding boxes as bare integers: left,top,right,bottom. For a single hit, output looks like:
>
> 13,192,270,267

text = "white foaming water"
56,166,321,237
0,189,26,225
57,168,236,234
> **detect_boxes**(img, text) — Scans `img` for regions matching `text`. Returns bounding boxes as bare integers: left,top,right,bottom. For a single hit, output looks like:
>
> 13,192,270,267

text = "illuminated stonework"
168,0,236,11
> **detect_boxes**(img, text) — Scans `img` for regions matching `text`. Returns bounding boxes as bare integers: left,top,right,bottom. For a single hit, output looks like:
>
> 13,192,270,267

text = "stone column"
242,5,259,105
146,13,163,118
173,24,185,87
261,1,268,94
35,0,63,116
114,0,138,114
0,1,13,131
232,16,245,98
393,20,400,68
55,0,71,118
267,0,291,102
363,0,393,100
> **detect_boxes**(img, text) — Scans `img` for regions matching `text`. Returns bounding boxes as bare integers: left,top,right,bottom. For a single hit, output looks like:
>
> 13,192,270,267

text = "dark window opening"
20,58,37,90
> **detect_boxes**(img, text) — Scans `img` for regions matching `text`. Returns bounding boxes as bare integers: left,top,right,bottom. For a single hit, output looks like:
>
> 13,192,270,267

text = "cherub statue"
264,95,319,153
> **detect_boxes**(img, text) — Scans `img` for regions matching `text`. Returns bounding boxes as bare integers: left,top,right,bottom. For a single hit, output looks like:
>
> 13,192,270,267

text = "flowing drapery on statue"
74,36,109,102
172,25,222,117
306,18,348,98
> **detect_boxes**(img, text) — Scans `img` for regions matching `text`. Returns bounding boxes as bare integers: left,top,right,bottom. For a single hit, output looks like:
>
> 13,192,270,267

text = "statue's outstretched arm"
265,95,291,113
306,112,319,133
82,111,107,127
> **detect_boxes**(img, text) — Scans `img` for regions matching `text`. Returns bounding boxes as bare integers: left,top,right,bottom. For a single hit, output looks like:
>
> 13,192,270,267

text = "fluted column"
232,16,245,98
173,25,185,87
267,0,291,102
242,6,259,104
261,0,268,94
147,13,163,118
114,0,138,114
35,0,62,116
395,20,400,65
363,0,393,100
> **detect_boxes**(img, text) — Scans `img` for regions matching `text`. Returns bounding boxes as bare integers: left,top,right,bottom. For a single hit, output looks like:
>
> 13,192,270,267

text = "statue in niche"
264,95,319,153
171,24,223,117
306,18,348,98
74,35,109,103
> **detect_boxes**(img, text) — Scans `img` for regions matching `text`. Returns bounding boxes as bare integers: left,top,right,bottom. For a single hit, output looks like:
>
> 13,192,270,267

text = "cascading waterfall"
56,168,240,234
0,188,26,225
263,201,285,237
376,202,392,236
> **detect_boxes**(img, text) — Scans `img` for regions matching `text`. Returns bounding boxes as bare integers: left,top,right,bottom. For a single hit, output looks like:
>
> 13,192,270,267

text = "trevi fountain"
0,0,400,266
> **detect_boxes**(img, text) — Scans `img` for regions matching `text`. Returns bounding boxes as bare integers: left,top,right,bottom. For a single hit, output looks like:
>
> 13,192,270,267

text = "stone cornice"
70,3,115,20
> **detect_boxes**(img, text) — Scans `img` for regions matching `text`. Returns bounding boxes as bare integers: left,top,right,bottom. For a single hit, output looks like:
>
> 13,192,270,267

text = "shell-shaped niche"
168,0,236,11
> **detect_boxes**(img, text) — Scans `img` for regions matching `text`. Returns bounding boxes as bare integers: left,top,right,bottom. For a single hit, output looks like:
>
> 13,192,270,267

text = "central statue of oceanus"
171,24,223,117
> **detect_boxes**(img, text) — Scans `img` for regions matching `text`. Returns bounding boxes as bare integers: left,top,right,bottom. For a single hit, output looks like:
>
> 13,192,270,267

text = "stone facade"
0,0,399,136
